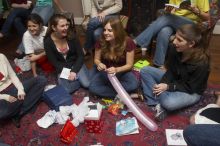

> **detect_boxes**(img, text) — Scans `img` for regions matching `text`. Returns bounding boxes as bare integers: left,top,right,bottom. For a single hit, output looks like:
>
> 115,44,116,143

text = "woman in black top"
140,24,210,121
44,14,90,93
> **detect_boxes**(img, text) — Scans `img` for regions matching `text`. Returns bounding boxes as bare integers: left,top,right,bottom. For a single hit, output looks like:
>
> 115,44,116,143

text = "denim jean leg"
89,71,117,98
159,91,201,111
118,72,139,93
140,66,165,105
183,124,220,146
94,27,103,41
134,14,194,48
58,76,81,94
32,6,54,25
153,26,174,66
14,17,26,37
0,8,28,36
77,64,90,88
20,76,47,115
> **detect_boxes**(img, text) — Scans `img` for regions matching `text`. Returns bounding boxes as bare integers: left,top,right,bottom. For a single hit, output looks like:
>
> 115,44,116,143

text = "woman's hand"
97,63,106,71
165,5,177,13
106,67,117,74
97,12,106,22
8,96,18,103
68,72,77,81
153,83,168,96
17,94,25,100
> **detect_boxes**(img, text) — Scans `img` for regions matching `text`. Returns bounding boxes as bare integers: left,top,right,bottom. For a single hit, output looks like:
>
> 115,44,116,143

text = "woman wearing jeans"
0,53,47,128
44,14,90,93
89,18,138,98
140,24,210,121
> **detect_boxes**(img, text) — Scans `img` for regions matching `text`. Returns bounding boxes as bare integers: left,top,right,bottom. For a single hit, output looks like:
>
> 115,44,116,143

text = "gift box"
85,118,104,134
60,119,78,144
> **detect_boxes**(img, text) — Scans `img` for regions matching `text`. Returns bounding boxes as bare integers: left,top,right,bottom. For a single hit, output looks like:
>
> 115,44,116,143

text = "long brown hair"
45,14,74,40
100,18,127,62
177,24,210,65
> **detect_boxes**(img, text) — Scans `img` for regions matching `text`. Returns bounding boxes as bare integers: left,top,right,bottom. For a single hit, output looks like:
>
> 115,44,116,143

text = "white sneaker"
154,104,167,121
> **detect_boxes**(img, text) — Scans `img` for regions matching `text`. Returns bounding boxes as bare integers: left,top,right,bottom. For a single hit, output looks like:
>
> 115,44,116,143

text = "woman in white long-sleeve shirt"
0,53,46,128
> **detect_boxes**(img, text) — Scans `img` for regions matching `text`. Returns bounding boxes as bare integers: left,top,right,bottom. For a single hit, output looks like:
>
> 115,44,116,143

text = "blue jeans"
0,8,31,37
32,6,54,25
89,67,138,98
183,124,220,146
140,66,201,111
135,14,194,66
84,15,118,50
0,76,47,120
58,65,91,93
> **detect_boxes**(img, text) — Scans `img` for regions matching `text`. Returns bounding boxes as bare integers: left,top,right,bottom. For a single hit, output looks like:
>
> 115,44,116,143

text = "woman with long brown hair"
89,18,138,98
140,24,210,121
44,14,90,93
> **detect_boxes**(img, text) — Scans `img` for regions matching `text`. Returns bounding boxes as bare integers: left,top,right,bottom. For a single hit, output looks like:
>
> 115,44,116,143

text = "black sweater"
44,36,84,74
161,46,210,95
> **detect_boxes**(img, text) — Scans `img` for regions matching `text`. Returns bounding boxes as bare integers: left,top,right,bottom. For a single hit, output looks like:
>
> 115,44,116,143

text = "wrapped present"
85,118,104,134
60,119,78,144
36,56,54,73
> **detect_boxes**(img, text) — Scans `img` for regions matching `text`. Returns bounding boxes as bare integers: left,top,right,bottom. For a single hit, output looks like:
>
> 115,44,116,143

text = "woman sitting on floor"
44,14,90,94
140,24,210,121
89,18,138,99
0,53,47,128
22,13,48,77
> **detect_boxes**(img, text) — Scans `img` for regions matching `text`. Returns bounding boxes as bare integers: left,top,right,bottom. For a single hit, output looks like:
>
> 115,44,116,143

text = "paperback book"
116,117,139,136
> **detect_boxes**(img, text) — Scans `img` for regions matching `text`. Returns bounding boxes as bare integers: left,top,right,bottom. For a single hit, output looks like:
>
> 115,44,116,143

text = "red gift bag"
60,120,78,144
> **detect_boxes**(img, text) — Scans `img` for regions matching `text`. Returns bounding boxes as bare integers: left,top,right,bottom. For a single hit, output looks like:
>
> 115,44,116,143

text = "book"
165,129,187,146
84,103,102,120
59,68,71,80
116,117,139,136
165,0,191,9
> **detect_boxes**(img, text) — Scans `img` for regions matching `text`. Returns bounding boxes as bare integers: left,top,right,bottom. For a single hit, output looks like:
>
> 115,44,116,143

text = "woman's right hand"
8,96,18,103
97,63,106,71
164,5,177,13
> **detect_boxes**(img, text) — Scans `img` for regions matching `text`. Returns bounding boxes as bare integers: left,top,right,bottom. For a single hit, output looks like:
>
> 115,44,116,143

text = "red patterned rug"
0,70,218,146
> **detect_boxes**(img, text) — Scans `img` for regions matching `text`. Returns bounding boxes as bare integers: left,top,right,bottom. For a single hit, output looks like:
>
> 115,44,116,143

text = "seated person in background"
32,0,64,25
134,0,210,69
0,53,47,128
83,0,122,55
140,24,210,121
0,0,32,38
89,18,138,99
183,92,220,146
44,14,90,94
22,13,47,77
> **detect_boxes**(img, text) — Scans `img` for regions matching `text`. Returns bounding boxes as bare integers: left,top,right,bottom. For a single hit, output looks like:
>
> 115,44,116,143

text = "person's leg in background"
183,124,220,146
153,26,173,68
31,6,54,25
0,8,29,38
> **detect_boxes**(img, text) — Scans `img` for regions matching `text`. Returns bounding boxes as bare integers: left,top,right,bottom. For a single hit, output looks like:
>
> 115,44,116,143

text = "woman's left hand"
68,72,77,81
106,67,117,74
153,83,168,96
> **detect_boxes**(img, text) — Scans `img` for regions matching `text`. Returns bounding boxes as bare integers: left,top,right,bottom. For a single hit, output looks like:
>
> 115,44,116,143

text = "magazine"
165,0,191,9
165,129,187,146
116,117,139,136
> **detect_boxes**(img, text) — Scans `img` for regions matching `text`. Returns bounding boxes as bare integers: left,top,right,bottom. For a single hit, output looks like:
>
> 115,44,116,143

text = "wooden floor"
0,27,220,85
